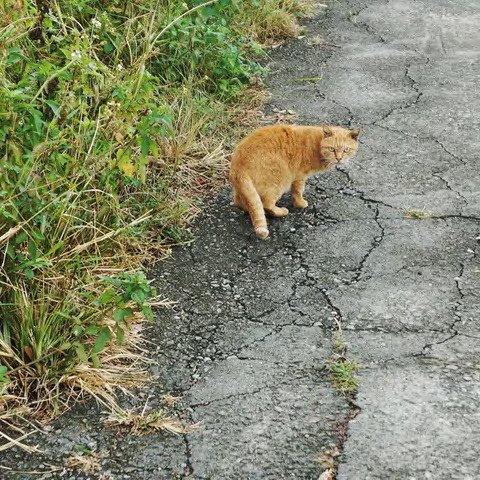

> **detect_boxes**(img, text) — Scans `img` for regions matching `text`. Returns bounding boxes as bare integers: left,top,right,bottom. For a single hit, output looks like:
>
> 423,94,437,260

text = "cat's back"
235,124,297,151
231,124,296,164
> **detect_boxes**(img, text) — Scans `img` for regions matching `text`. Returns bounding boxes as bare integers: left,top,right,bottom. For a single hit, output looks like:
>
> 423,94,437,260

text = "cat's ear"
322,125,333,137
349,128,360,140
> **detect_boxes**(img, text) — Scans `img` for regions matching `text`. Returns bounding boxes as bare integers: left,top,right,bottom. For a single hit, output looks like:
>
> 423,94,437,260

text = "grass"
322,321,361,479
0,0,314,450
105,391,198,436
106,408,198,436
65,448,106,475
328,320,360,396
231,0,315,44
327,359,360,395
403,208,433,219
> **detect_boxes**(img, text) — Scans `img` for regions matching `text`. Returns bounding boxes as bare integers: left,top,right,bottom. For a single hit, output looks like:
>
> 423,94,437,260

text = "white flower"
116,63,124,71
92,18,102,28
71,50,82,62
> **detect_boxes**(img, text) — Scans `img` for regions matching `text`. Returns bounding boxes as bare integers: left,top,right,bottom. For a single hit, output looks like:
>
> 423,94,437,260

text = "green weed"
328,359,360,395
0,0,314,447
403,208,433,219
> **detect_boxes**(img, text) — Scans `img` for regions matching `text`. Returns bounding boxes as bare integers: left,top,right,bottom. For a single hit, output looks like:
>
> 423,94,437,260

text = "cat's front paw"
294,198,308,209
267,206,289,217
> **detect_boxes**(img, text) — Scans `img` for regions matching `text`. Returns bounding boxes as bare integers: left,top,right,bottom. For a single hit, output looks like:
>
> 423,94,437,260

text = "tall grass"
0,0,312,446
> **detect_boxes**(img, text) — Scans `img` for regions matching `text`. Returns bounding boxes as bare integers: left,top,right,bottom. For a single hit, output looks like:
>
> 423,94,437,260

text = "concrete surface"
1,0,479,479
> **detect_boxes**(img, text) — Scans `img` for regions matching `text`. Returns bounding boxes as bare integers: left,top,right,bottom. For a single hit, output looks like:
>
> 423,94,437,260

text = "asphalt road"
2,1,479,479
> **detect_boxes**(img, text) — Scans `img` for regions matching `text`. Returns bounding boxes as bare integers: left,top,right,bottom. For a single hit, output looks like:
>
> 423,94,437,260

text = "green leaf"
92,327,111,354
141,305,154,321
113,308,134,323
6,49,29,64
28,241,37,260
24,268,34,279
98,288,117,305
131,290,147,303
15,231,27,244
73,325,84,336
45,100,61,117
31,229,45,241
103,42,115,53
30,109,44,135
115,325,125,345
85,325,99,335
91,352,100,368
140,136,151,157
75,342,88,362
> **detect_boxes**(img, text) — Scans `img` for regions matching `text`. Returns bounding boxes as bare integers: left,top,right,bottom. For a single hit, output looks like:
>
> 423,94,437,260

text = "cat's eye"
328,147,335,151
344,147,350,152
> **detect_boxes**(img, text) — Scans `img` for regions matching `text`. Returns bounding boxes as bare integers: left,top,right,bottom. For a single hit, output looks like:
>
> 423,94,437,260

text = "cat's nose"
335,155,342,162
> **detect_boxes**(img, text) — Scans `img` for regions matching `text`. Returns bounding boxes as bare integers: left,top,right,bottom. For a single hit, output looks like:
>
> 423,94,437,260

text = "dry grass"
0,309,153,452
65,450,107,474
317,468,335,480
0,0,316,454
106,408,199,436
104,391,197,436
236,0,316,44
403,208,433,219
0,84,262,455
0,406,40,454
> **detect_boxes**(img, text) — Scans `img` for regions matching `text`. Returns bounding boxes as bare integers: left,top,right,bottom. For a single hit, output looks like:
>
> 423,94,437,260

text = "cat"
229,124,360,239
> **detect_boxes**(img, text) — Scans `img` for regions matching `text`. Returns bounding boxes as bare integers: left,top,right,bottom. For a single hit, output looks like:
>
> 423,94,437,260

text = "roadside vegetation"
0,0,313,448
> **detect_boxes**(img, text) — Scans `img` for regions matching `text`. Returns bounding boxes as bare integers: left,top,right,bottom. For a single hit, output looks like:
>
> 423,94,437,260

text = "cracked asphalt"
2,0,480,479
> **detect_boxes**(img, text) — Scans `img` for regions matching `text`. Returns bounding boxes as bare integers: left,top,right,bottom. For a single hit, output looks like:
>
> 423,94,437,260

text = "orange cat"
229,124,359,239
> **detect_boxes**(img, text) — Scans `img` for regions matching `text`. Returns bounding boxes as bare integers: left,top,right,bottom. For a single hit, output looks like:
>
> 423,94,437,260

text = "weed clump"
403,208,433,219
0,0,313,446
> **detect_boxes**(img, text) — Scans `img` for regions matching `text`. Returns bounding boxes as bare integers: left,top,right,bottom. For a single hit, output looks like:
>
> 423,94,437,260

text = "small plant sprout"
403,208,433,219
327,359,361,395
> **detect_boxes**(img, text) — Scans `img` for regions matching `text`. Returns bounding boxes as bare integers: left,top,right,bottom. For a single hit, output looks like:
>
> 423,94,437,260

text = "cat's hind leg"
232,189,248,212
233,176,269,239
291,179,308,208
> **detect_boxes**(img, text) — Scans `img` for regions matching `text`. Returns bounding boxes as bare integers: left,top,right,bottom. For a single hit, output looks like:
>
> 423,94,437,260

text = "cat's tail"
231,173,269,239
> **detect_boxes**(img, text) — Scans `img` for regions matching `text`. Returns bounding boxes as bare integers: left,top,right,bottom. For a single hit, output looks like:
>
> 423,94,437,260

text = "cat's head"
320,125,360,164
